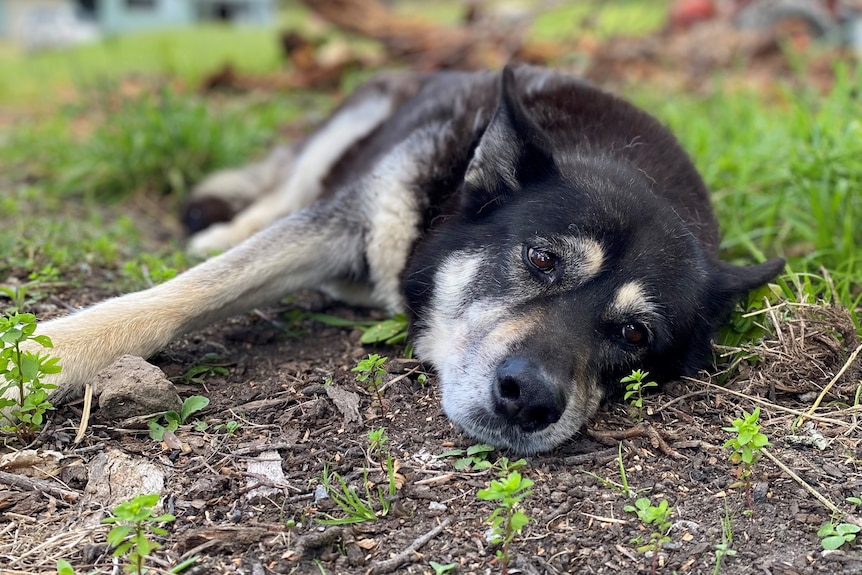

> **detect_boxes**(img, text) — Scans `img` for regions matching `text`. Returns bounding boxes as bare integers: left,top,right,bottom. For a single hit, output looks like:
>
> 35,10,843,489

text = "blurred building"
0,0,276,48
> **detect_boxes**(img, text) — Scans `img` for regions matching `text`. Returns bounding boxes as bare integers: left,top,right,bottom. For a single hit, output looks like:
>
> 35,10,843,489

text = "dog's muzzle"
493,356,565,433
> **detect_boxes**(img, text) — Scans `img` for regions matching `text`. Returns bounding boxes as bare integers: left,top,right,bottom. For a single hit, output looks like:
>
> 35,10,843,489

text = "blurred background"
0,0,860,323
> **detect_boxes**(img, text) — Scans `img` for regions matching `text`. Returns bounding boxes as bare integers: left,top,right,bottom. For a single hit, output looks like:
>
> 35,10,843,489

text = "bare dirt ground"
1,198,861,575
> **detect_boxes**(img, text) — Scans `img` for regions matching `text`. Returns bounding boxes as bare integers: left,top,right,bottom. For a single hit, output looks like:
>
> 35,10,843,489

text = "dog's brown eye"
622,323,647,345
527,248,556,273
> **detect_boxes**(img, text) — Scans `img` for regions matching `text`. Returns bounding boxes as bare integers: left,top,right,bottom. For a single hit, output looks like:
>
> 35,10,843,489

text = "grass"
634,67,862,327
0,26,282,106
530,0,670,41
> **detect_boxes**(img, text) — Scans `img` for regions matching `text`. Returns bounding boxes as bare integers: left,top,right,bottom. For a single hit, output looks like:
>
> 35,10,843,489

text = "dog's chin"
441,399,592,456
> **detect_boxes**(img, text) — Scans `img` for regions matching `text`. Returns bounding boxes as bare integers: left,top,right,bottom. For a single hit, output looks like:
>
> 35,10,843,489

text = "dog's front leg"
25,205,366,404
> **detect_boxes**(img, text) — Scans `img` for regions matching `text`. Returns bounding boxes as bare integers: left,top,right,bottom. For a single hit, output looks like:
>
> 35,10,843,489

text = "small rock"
79,448,166,527
96,355,182,419
314,484,329,502
550,491,567,504
429,501,447,511
752,481,769,501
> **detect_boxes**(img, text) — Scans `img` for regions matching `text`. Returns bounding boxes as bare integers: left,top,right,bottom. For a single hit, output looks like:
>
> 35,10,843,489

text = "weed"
358,314,409,345
817,521,860,550
621,369,658,421
352,354,388,417
102,493,175,575
0,284,35,314
477,470,534,575
148,395,210,441
429,561,458,574
280,308,310,339
624,497,673,575
584,443,637,498
309,312,409,345
722,407,769,509
439,443,496,471
121,252,189,290
713,501,737,574
317,459,397,525
0,312,61,442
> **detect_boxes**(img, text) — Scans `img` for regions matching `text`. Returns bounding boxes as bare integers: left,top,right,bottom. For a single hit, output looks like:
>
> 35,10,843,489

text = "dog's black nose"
494,357,564,432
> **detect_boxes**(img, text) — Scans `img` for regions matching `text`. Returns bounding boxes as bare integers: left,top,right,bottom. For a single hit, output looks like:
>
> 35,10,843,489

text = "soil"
1,195,861,575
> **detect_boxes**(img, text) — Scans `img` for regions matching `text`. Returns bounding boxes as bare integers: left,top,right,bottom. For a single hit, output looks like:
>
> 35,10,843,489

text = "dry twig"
370,517,453,574
0,470,79,503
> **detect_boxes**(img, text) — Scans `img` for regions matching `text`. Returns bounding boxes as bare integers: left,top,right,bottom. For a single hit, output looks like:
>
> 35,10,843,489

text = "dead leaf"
356,538,378,550
325,385,361,425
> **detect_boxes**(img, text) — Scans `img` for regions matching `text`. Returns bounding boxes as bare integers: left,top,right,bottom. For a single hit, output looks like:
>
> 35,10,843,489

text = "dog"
26,65,784,454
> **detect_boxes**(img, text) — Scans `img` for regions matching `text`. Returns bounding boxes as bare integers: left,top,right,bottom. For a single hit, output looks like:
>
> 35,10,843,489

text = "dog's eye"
622,323,648,345
527,247,556,273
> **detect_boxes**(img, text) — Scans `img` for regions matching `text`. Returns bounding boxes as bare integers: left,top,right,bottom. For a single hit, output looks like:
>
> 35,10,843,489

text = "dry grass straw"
689,297,862,526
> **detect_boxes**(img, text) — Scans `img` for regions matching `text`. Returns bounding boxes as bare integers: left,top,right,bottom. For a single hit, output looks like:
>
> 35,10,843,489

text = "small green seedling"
367,427,389,460
624,497,673,575
0,312,61,442
818,521,861,550
178,363,229,386
429,561,458,574
214,420,241,436
439,443,496,471
477,470,534,575
56,559,74,575
722,407,769,509
621,369,658,421
102,493,175,575
148,395,210,441
353,354,388,417
494,457,527,475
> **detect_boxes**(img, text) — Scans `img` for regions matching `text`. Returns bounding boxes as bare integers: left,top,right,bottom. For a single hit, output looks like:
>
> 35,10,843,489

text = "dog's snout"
493,357,564,432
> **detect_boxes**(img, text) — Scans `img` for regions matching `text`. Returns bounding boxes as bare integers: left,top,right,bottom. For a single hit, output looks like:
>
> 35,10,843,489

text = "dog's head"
405,67,784,454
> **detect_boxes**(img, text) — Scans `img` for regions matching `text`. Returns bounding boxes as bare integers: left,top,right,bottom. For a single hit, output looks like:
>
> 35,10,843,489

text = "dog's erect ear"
461,65,557,218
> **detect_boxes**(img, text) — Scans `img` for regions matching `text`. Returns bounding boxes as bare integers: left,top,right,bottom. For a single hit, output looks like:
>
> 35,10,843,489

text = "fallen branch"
0,470,79,503
370,517,452,574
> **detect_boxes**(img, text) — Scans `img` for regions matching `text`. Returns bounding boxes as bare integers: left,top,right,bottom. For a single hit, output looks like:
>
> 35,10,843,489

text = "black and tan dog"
23,65,783,454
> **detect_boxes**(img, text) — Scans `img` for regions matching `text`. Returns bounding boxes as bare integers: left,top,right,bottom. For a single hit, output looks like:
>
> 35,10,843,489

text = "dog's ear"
461,65,557,218
678,257,785,375
712,257,785,298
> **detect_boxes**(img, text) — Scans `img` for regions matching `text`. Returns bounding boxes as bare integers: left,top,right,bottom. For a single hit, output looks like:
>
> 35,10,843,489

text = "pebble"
314,484,329,502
